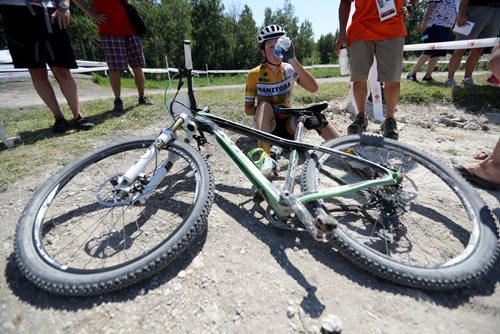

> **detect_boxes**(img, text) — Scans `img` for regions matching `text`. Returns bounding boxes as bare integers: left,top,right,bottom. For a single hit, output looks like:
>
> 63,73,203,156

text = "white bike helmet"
257,25,286,44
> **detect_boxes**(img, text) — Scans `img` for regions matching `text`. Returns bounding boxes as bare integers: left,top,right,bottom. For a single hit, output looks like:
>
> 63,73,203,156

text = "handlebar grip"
183,40,193,70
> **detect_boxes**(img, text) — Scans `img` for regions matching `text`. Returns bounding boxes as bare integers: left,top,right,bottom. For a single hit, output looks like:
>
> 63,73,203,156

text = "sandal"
454,165,500,191
473,150,490,160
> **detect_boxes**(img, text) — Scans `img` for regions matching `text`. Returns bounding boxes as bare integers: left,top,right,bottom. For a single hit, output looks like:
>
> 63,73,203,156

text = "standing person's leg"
462,47,484,85
376,37,404,140
347,41,373,135
424,56,439,79
51,67,80,118
109,71,122,100
29,68,65,119
101,35,128,112
127,35,152,105
132,66,145,97
382,82,399,119
446,49,466,86
407,54,431,81
51,67,94,130
47,18,94,130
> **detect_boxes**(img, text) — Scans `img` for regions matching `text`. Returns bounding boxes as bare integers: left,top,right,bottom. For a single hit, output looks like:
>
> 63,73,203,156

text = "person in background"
0,0,95,133
336,0,419,140
444,0,500,87
245,25,341,178
406,0,457,82
73,0,152,112
454,42,500,191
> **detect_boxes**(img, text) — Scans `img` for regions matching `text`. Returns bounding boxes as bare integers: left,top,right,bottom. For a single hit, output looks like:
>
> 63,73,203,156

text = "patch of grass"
400,74,500,110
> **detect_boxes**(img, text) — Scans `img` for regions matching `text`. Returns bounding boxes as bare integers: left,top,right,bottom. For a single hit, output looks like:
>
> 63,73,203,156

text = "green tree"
234,6,258,69
138,0,192,69
191,0,229,70
317,32,337,64
295,20,315,65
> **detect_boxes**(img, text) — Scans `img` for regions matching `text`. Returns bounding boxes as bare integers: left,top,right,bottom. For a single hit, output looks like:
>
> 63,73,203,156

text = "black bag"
119,0,148,37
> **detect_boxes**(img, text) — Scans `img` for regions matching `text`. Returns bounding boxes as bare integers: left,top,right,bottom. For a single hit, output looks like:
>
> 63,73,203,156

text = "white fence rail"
1,38,497,78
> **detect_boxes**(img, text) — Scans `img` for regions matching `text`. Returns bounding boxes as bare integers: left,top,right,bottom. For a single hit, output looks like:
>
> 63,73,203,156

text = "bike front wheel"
301,134,499,290
16,138,214,296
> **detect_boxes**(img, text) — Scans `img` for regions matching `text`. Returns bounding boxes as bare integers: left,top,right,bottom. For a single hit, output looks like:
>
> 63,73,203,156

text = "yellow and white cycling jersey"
245,62,298,108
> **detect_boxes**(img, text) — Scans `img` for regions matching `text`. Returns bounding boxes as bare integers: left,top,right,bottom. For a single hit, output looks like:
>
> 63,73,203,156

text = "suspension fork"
114,113,190,196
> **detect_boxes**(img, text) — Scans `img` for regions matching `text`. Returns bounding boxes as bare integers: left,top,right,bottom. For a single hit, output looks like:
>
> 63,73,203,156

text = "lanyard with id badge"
375,0,397,21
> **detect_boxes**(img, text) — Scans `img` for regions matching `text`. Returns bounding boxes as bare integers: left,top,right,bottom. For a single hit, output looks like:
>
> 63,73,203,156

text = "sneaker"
422,76,434,82
269,145,284,160
347,113,368,135
487,74,500,86
381,117,399,140
461,77,475,86
74,115,95,131
53,117,69,134
406,73,417,82
113,98,124,112
444,78,457,88
138,96,153,105
259,153,277,178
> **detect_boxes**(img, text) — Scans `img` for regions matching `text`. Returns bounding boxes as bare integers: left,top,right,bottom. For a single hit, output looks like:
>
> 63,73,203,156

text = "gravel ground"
0,75,499,334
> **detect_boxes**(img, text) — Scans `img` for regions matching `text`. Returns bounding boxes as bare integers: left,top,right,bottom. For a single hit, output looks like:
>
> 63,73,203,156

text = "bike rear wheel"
16,138,214,296
301,134,498,290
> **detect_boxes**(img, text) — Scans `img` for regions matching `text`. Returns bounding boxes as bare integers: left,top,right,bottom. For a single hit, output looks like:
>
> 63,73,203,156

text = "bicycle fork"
108,114,191,206
279,120,337,241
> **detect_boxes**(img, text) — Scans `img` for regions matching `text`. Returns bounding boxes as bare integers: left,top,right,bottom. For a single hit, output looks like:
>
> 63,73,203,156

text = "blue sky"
220,0,342,41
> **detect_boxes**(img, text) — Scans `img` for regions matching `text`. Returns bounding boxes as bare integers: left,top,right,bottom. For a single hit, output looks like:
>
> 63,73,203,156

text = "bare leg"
109,71,121,99
29,68,64,119
51,66,81,119
382,82,399,119
463,48,484,79
320,123,341,140
254,101,275,155
447,49,467,80
353,80,368,115
132,66,146,97
424,57,439,78
410,54,431,75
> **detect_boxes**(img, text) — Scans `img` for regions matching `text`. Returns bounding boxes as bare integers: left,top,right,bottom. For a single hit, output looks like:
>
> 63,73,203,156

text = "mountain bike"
15,41,499,296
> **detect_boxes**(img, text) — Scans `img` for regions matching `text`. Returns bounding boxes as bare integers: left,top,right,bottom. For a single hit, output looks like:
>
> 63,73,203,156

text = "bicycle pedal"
314,213,338,232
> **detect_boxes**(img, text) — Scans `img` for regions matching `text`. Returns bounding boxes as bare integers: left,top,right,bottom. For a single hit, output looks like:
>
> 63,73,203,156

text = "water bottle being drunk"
273,36,292,58
338,46,350,76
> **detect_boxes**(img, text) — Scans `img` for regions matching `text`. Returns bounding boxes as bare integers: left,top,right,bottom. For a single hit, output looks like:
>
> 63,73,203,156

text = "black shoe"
138,96,153,105
421,76,434,82
53,117,69,133
381,117,399,140
347,113,368,135
406,73,417,82
113,98,124,112
74,115,95,131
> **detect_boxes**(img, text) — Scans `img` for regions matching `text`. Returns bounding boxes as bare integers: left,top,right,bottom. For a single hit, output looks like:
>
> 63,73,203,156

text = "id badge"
375,0,397,21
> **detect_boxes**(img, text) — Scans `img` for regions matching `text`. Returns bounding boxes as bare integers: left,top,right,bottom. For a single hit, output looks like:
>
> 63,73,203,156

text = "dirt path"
0,77,499,333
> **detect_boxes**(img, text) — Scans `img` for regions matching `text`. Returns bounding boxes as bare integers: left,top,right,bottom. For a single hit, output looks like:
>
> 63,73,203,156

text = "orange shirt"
92,0,135,37
347,0,407,45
